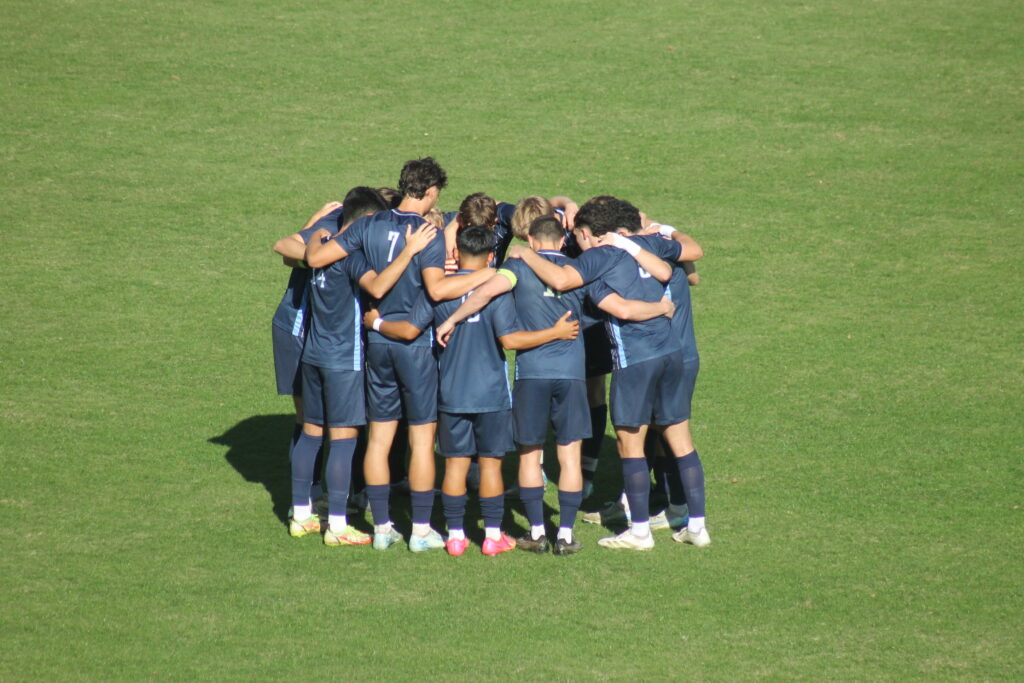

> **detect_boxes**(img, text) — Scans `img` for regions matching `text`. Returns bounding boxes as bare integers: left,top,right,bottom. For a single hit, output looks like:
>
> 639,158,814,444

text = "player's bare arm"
506,245,584,292
274,233,307,263
435,273,514,347
682,260,700,286
597,293,675,321
358,223,436,300
422,265,496,302
362,308,423,342
548,196,579,228
305,229,351,269
498,311,579,351
301,200,342,230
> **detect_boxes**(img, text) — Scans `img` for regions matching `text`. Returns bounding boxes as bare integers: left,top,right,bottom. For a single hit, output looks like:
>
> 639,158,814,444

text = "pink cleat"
481,533,517,556
445,537,470,557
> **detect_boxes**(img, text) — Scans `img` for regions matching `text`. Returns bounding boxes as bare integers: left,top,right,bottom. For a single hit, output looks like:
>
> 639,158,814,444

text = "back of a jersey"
432,287,518,414
579,246,680,368
500,252,585,381
338,209,433,346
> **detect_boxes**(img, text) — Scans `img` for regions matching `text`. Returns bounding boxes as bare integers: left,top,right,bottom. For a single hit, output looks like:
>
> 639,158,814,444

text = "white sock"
688,516,705,534
374,522,392,534
412,522,430,537
632,521,650,537
293,504,312,520
557,527,572,542
449,529,465,541
531,524,545,540
328,514,347,532
485,527,500,541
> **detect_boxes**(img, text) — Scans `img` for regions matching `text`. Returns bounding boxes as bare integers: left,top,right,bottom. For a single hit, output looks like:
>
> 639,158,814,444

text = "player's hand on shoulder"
506,245,528,260
319,200,342,215
403,222,436,255
554,310,579,340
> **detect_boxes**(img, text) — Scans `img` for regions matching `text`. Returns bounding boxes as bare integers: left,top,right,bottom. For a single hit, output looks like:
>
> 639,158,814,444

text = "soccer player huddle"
270,157,708,556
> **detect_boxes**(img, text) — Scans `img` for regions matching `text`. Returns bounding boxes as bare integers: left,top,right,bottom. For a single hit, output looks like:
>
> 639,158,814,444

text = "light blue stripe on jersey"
291,286,309,337
608,319,628,369
504,359,512,402
351,298,362,371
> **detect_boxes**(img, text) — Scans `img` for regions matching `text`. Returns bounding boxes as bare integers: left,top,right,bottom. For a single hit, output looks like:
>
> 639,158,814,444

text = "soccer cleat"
323,525,371,546
515,534,550,554
672,526,711,548
553,537,583,555
481,533,517,556
597,528,654,551
582,500,629,526
289,515,321,538
372,526,404,550
445,536,470,557
408,528,446,553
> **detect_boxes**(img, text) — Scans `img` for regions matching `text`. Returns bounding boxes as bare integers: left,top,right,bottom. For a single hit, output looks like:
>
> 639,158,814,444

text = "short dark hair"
458,192,496,229
608,198,642,234
574,199,615,237
376,187,401,208
528,215,564,243
456,225,495,257
341,186,388,227
398,157,448,199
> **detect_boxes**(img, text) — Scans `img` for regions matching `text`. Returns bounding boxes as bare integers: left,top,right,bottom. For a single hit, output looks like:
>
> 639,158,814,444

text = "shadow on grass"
210,414,296,526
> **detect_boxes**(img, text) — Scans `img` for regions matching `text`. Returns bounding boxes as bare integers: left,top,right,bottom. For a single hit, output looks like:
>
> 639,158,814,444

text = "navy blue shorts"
609,351,689,428
512,378,591,446
272,324,304,396
301,363,367,427
438,410,514,458
366,343,438,425
584,323,613,378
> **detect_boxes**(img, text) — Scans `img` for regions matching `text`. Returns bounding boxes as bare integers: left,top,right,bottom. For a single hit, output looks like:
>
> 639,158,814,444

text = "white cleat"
597,528,654,551
672,526,711,547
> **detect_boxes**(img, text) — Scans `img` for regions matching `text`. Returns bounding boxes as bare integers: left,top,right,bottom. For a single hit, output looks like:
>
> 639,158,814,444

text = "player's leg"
289,363,324,537
655,353,709,547
397,346,444,549
319,368,371,547
364,345,401,542
511,379,549,551
550,378,589,554
364,419,398,541
581,373,608,499
438,411,472,556
476,411,516,556
598,358,661,550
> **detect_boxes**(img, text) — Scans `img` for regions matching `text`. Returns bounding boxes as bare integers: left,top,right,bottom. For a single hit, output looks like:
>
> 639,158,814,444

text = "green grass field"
2,0,1022,679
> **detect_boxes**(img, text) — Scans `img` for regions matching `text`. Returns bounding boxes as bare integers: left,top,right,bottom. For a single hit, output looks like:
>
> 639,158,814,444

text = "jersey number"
638,266,652,279
386,231,401,263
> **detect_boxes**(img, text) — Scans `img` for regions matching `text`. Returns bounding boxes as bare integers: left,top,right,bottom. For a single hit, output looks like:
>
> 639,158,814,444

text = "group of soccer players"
270,157,709,556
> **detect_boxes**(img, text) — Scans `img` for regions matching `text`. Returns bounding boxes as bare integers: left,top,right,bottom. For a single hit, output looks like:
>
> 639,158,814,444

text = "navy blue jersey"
433,275,520,413
498,252,585,381
626,234,696,360
302,252,372,371
271,207,344,336
337,209,434,347
571,246,680,368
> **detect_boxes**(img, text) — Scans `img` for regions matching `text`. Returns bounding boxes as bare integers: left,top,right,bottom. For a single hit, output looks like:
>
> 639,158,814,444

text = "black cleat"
516,534,550,553
552,538,583,555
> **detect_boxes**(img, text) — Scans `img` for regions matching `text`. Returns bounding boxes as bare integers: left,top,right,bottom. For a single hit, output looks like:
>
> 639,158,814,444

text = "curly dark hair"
398,157,448,199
